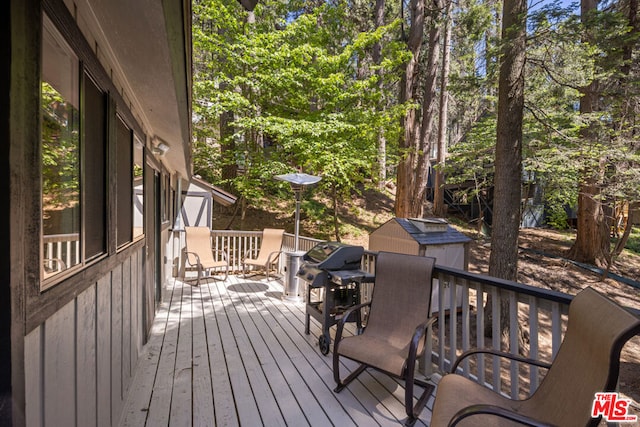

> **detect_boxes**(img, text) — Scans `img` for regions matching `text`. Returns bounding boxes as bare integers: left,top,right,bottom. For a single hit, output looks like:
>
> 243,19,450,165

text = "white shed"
172,177,237,276
369,218,472,313
176,176,237,229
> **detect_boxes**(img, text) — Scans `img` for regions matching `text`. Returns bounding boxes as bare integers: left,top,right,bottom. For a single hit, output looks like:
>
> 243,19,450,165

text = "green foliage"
192,0,408,236
41,82,80,210
624,226,640,255
191,0,640,245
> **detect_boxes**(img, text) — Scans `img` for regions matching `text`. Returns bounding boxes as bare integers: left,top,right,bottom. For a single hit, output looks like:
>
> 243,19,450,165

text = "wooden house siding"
24,249,144,427
5,0,190,425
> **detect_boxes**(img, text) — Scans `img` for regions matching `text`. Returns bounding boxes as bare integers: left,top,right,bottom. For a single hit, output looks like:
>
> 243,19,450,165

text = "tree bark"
485,0,527,353
488,0,526,282
373,0,387,191
411,1,443,217
567,0,611,268
395,0,425,217
433,0,452,218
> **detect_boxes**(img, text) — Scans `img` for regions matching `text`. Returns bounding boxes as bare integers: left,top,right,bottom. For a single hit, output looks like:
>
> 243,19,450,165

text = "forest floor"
213,187,640,416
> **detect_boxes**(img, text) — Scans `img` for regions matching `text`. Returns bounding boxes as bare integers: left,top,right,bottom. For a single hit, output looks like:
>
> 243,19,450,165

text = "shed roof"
188,176,237,207
392,218,472,246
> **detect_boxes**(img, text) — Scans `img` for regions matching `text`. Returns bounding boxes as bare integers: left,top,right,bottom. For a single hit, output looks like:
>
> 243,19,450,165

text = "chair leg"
403,375,435,426
333,351,367,393
195,264,202,286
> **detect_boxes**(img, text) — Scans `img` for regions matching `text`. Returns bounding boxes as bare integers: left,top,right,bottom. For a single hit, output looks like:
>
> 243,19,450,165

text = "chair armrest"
184,250,201,266
449,403,558,427
43,257,67,272
407,317,438,366
451,348,552,374
265,250,283,265
333,301,372,351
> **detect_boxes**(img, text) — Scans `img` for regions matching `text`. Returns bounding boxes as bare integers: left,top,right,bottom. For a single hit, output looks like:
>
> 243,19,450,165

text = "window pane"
42,15,80,279
84,73,107,259
133,136,144,238
116,116,133,247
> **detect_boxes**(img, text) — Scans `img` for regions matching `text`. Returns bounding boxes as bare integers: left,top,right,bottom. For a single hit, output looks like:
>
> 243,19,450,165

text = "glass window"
41,15,81,279
116,116,133,247
133,136,144,239
84,73,107,259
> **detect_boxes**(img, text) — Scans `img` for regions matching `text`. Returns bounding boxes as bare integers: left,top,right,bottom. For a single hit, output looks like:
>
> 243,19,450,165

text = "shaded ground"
213,189,640,416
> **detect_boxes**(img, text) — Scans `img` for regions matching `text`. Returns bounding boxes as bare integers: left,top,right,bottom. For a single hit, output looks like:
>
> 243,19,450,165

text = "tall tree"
486,0,527,349
373,0,387,190
411,0,444,216
433,0,453,217
567,0,611,267
395,0,425,217
489,0,527,281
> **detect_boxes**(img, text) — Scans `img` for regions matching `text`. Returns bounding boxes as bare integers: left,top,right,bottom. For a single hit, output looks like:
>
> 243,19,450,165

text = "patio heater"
274,172,322,301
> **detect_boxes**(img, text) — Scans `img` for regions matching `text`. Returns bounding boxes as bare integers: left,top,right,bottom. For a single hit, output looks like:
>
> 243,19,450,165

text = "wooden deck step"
119,276,436,426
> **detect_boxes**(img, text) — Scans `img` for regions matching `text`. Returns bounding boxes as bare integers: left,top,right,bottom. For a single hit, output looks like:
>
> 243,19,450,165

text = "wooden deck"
119,275,437,426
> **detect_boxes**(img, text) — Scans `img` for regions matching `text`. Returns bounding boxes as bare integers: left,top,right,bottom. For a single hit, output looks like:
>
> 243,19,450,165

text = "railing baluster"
529,296,540,393
448,275,457,374
492,286,501,391
476,283,485,385
437,277,446,372
509,291,519,398
551,302,562,358
461,279,470,376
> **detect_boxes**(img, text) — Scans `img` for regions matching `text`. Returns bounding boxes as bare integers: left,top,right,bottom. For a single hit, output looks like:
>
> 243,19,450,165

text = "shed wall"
368,221,420,254
369,220,468,314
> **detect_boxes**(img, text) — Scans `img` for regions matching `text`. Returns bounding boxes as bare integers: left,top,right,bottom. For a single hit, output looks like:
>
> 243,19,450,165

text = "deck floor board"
119,276,435,426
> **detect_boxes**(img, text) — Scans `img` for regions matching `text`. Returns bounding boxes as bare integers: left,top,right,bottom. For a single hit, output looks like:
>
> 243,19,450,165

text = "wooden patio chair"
431,286,640,427
333,251,437,426
241,228,284,280
184,226,229,285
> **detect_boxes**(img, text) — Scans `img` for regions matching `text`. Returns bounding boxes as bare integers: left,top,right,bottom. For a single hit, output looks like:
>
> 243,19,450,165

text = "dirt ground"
213,190,640,416
470,228,640,413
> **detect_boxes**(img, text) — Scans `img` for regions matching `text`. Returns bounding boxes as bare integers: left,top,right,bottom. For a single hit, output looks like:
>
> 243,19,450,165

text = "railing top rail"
43,233,80,242
433,264,574,306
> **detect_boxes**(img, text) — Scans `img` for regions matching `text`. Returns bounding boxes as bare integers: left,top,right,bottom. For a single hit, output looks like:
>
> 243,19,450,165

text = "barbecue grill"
297,242,374,355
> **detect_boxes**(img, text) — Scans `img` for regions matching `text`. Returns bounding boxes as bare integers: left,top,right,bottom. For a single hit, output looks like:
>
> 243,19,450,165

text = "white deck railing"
173,229,323,273
172,229,635,401
194,231,575,398
360,250,573,399
427,266,573,399
43,233,80,272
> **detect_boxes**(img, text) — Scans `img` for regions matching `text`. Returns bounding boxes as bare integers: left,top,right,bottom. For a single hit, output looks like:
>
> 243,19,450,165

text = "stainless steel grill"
297,242,373,355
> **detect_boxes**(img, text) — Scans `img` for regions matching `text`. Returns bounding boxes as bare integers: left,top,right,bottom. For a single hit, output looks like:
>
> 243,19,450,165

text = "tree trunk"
373,0,387,191
604,202,638,279
332,183,341,242
485,0,527,353
489,0,526,282
411,1,443,217
567,0,610,268
433,0,452,218
395,0,425,217
220,106,237,184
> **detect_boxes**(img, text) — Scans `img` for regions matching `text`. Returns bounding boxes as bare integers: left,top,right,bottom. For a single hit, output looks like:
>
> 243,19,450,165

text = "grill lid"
302,242,364,270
